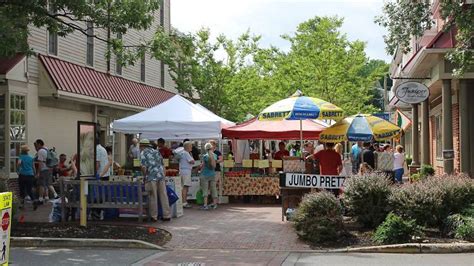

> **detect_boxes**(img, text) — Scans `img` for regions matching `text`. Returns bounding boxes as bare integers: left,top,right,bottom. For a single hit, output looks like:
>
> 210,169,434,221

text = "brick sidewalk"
18,203,309,251
18,203,310,265
158,204,310,251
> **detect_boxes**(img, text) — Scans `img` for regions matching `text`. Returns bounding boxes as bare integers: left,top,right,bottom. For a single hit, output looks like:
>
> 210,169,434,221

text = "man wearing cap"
140,139,171,222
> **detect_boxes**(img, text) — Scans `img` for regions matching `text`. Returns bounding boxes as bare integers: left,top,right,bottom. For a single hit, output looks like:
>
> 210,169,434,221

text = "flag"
394,109,411,131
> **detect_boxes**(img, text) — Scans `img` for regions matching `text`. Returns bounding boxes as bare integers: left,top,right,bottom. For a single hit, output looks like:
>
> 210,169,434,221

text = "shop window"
140,55,145,82
115,33,122,75
9,94,27,173
0,93,5,171
160,61,165,88
48,32,58,55
47,1,58,55
86,21,94,66
160,0,164,27
435,114,442,159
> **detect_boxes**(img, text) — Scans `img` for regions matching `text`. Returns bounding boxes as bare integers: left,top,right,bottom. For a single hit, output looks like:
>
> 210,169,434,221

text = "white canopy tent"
112,95,233,140
195,103,235,128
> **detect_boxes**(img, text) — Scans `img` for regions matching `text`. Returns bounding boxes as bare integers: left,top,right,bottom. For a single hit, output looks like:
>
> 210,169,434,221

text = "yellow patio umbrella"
319,114,402,143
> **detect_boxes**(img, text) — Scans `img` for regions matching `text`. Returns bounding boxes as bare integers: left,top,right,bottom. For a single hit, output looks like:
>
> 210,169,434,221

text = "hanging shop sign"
394,81,430,104
373,112,390,121
280,173,346,189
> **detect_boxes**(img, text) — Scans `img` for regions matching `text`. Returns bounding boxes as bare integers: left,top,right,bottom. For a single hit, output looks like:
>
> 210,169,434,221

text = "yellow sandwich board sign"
0,192,12,266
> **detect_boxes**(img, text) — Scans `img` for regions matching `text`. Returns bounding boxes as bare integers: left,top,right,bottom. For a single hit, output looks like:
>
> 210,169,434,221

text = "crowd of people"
17,139,64,210
16,134,405,221
16,137,115,212
350,141,406,183
266,140,405,183
133,137,224,221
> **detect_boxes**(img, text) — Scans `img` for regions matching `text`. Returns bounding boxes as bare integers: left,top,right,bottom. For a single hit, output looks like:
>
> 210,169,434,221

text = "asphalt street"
283,252,474,266
10,247,157,266
9,247,474,266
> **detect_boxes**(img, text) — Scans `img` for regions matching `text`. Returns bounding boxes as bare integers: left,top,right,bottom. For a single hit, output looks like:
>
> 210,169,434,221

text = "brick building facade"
390,1,474,177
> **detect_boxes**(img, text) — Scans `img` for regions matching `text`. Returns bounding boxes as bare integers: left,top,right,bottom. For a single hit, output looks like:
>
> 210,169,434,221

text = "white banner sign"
394,81,430,104
284,173,346,189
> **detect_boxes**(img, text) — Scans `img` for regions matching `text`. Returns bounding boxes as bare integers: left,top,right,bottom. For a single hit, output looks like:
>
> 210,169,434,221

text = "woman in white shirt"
335,143,349,176
393,145,405,184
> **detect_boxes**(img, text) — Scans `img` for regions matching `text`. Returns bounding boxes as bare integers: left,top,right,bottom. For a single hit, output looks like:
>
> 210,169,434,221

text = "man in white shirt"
96,143,109,180
34,139,58,202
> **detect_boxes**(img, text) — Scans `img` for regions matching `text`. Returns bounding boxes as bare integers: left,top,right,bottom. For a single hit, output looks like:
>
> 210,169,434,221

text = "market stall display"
223,175,280,196
255,90,345,219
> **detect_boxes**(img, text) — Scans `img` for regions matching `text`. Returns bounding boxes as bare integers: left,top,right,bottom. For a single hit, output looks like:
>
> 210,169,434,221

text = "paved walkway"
159,204,310,251
19,203,309,251
17,203,310,265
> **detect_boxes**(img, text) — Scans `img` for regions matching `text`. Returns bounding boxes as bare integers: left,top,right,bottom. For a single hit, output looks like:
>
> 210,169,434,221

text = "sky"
170,0,391,62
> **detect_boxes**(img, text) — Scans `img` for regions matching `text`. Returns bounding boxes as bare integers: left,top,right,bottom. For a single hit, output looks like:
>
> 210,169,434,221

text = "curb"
10,237,473,254
11,237,168,251
329,243,474,254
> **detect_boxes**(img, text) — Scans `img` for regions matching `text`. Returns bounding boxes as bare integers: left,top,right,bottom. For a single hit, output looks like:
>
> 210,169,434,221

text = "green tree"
375,0,474,76
0,0,160,66
157,16,387,121
360,59,390,111
154,28,272,121
273,16,381,115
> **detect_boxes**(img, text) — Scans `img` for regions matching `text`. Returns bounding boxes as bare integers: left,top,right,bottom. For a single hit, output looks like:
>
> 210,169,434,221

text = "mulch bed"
12,222,172,247
308,218,466,249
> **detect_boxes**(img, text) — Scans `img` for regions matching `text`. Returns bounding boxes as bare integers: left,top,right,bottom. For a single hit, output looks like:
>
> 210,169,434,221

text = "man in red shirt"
310,143,342,175
274,142,290,160
157,138,173,159
57,154,72,177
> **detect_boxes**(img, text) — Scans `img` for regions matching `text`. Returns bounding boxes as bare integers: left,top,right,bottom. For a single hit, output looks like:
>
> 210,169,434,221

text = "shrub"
419,164,435,177
343,173,393,228
373,212,423,244
445,214,474,241
292,191,344,244
390,174,474,228
410,165,435,182
461,203,474,217
410,173,422,182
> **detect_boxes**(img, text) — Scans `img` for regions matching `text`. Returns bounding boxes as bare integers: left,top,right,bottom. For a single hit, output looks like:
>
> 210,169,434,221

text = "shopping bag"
195,189,204,205
157,185,180,218
166,185,179,206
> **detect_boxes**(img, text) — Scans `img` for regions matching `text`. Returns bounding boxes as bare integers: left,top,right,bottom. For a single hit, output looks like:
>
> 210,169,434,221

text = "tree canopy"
0,2,389,122
0,0,160,66
375,0,474,77
161,16,388,122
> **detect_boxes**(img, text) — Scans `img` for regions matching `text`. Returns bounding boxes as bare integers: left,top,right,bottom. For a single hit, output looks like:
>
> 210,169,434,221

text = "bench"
59,179,148,222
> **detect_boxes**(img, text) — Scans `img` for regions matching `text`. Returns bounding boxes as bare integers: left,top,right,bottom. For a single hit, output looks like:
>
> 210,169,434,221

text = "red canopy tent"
222,118,328,140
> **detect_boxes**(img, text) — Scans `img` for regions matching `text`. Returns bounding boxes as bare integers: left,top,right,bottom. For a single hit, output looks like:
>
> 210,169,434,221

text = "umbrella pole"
300,119,303,159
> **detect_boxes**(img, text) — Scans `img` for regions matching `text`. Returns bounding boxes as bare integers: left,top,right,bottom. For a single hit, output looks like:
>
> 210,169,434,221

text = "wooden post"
442,80,453,174
138,181,143,222
80,177,88,227
60,178,66,223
